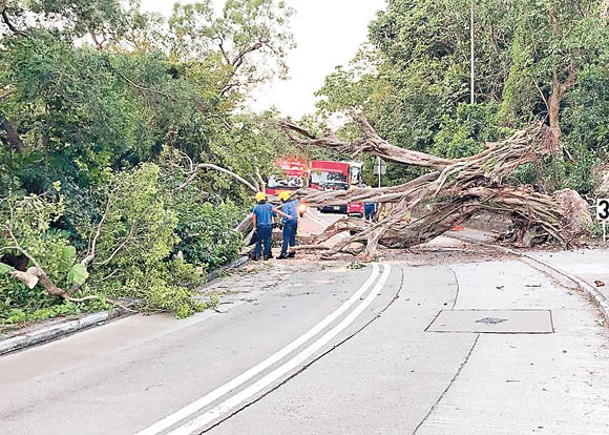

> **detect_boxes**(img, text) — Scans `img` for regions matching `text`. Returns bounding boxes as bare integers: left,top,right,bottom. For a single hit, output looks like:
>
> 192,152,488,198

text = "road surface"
1,212,609,434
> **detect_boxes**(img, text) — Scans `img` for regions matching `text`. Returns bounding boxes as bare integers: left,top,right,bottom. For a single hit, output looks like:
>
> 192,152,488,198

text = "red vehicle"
265,157,308,216
310,161,363,214
347,201,364,217
309,161,362,189
266,158,308,196
309,161,350,190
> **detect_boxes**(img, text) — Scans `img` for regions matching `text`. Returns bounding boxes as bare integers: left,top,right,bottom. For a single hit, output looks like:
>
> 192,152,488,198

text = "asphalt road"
2,212,609,434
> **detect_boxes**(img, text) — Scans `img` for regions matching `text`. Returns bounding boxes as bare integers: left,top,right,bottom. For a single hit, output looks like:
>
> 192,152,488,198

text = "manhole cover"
426,310,553,334
475,317,508,325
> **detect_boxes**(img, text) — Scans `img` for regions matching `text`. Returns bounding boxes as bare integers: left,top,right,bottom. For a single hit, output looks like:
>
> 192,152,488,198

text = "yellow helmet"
255,192,267,202
278,191,291,201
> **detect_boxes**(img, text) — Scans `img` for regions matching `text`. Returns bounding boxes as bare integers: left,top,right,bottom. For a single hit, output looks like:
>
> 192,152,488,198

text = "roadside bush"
174,200,243,271
1,164,216,328
0,189,98,328
77,164,207,317
1,162,249,329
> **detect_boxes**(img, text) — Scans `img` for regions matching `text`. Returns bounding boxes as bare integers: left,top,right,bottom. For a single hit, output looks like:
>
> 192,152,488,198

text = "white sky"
140,0,386,119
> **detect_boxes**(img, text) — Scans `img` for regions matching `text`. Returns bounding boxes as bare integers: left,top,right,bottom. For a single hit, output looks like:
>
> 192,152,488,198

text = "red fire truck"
310,160,363,213
309,160,362,189
265,157,309,216
265,157,309,196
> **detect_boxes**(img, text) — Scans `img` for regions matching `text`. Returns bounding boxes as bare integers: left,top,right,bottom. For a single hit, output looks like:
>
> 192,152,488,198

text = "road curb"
0,310,122,357
0,255,250,357
0,256,251,357
449,234,609,323
205,255,250,284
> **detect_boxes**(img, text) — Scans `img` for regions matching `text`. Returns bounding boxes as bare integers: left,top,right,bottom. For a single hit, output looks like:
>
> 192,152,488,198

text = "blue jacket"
281,200,299,224
253,202,274,226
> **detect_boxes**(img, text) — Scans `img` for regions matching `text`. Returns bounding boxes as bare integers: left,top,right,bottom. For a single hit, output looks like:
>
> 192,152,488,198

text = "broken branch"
284,113,589,261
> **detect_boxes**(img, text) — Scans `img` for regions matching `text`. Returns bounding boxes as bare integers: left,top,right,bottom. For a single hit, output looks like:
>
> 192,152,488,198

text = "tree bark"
548,74,562,141
11,267,67,297
548,66,575,144
282,113,591,261
0,113,25,152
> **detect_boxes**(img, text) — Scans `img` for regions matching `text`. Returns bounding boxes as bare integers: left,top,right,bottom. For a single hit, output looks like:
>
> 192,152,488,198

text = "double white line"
137,264,392,435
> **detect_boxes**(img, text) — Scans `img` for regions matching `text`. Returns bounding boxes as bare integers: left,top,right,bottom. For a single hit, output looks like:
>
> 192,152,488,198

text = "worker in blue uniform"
252,192,291,260
364,201,377,221
277,191,299,259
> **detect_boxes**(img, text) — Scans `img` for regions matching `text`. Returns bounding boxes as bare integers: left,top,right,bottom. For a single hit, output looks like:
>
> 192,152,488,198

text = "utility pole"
470,0,476,104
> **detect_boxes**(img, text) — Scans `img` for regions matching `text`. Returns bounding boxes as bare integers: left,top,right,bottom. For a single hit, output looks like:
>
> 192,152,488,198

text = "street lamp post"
470,0,475,104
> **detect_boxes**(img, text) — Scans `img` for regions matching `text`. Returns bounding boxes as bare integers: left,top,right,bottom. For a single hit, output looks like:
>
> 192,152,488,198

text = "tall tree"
168,0,295,99
500,0,609,141
316,0,609,192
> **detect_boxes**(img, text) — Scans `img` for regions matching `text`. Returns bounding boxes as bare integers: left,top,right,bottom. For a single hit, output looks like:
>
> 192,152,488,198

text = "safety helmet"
278,191,291,202
255,192,267,202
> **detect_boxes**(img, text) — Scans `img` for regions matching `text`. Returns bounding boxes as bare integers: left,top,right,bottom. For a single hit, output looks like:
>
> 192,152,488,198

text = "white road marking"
136,264,381,435
169,265,392,435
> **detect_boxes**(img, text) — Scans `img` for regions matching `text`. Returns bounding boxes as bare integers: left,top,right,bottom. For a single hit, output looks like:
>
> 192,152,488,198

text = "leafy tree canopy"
316,0,609,193
0,0,297,322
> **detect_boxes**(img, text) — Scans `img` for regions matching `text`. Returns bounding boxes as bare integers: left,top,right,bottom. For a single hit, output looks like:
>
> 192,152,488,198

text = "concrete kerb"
0,256,251,358
0,310,118,357
449,234,609,323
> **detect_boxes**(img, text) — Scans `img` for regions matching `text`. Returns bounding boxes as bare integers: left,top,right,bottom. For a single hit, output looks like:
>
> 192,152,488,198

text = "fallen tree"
281,113,592,261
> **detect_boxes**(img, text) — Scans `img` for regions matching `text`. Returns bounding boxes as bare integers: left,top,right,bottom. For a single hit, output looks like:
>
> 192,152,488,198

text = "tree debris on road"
282,113,592,261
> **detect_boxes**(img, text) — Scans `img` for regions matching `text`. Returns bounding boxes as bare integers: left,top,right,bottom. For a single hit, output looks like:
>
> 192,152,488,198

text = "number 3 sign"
597,199,609,221
597,199,609,243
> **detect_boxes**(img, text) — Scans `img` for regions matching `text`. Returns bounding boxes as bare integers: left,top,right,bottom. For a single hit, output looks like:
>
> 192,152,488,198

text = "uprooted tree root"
281,113,592,262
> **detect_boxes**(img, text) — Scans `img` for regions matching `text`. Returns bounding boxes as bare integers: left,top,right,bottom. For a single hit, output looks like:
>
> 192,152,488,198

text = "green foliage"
21,0,126,38
0,0,297,326
433,103,506,159
92,164,178,269
0,190,97,326
169,0,295,93
315,0,609,192
141,260,204,319
173,198,243,271
346,261,365,270
1,301,88,329
67,264,89,286
67,164,200,317
0,263,15,274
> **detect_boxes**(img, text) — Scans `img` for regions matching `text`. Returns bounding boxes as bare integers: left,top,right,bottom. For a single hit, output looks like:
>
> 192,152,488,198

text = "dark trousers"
254,225,272,258
281,220,298,255
364,203,377,221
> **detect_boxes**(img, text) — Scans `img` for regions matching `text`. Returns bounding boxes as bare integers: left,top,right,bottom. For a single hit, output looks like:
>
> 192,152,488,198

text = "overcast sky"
140,0,386,119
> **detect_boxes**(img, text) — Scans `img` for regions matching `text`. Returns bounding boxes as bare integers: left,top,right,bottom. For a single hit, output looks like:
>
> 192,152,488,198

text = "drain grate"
426,309,554,334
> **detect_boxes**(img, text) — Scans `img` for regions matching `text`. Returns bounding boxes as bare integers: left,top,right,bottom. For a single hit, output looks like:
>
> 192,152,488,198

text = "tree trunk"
11,267,68,297
548,65,575,144
548,79,562,142
0,113,25,152
282,114,591,261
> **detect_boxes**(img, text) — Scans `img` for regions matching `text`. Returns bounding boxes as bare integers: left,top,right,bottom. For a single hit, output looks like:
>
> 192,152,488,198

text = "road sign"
597,198,609,221
373,159,386,176
596,198,609,243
